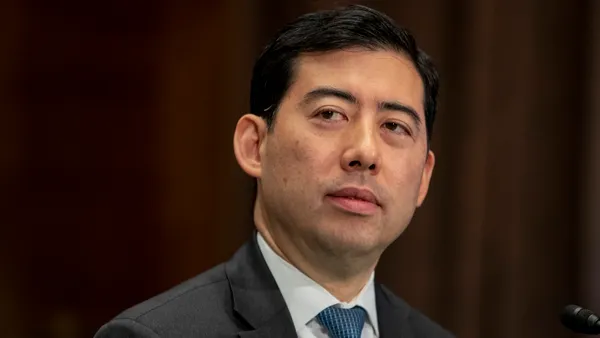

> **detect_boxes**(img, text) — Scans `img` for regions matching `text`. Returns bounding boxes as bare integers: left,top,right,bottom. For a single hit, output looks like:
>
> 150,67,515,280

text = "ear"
416,150,435,207
233,114,268,179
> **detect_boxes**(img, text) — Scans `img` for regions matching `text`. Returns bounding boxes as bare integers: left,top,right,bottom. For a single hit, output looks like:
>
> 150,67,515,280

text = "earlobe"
416,150,435,207
233,114,267,179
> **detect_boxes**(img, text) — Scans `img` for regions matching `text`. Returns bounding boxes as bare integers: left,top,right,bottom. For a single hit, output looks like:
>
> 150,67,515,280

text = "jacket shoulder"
97,263,244,338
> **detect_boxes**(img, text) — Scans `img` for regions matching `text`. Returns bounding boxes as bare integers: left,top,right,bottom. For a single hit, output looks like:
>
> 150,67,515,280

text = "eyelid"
384,120,412,135
314,107,347,118
313,105,344,114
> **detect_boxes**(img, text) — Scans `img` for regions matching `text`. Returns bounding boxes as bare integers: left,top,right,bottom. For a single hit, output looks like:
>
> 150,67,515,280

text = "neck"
255,204,379,302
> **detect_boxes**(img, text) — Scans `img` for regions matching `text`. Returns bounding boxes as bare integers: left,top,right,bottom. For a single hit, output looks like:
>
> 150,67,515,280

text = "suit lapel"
237,307,296,338
225,232,296,338
376,283,415,338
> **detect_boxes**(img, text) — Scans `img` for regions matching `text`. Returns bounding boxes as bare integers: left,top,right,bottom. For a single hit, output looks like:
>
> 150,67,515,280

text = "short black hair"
250,4,440,142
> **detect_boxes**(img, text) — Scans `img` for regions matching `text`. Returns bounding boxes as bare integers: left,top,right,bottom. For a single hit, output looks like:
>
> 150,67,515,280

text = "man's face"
245,48,434,257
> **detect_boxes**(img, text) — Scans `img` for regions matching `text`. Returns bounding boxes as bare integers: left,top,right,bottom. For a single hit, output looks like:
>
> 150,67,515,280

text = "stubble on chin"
307,219,386,259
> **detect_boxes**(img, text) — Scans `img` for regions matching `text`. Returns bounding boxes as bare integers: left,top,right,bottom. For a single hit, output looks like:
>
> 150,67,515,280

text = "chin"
313,224,384,255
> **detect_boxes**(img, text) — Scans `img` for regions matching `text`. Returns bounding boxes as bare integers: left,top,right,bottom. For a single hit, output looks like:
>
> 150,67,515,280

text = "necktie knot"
317,305,367,338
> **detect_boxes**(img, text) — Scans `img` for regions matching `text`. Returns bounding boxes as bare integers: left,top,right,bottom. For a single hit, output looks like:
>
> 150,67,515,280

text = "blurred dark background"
1,0,599,337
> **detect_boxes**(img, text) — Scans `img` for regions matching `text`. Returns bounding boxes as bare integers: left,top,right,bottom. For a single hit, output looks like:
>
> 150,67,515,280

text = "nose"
340,121,381,175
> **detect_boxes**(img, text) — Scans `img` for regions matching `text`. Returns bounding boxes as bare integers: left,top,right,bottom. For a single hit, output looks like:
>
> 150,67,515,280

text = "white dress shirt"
256,232,379,338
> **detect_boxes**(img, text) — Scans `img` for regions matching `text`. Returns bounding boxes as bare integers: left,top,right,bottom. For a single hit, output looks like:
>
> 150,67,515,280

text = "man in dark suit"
95,5,454,338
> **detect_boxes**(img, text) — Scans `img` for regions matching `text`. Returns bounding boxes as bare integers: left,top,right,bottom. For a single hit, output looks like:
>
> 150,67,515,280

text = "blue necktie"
317,305,367,338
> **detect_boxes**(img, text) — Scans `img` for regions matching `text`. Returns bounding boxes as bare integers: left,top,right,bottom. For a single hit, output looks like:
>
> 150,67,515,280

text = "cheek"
388,159,424,197
268,134,337,198
291,139,306,162
268,136,315,185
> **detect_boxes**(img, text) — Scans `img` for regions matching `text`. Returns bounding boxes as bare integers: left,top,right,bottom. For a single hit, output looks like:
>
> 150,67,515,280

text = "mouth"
326,187,381,215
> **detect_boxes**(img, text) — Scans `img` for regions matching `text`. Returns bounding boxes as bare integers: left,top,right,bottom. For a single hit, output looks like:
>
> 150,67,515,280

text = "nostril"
349,160,361,167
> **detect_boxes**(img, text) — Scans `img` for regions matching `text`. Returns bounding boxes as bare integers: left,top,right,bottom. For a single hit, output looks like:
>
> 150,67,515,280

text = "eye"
317,109,346,121
383,121,410,135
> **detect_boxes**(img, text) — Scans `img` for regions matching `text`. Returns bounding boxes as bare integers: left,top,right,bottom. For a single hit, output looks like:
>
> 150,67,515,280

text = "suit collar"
376,283,415,338
225,232,296,337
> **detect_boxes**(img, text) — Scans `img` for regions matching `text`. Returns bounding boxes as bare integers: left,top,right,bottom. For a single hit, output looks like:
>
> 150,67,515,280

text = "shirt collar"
256,232,379,336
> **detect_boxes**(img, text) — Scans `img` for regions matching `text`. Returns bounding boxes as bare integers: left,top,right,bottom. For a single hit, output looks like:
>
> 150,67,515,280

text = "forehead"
289,49,425,116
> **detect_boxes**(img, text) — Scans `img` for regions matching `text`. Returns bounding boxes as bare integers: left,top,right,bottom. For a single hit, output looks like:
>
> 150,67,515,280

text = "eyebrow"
299,86,422,128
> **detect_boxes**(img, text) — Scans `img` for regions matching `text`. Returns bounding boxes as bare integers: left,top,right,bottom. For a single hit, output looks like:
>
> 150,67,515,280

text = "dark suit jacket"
95,234,455,338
